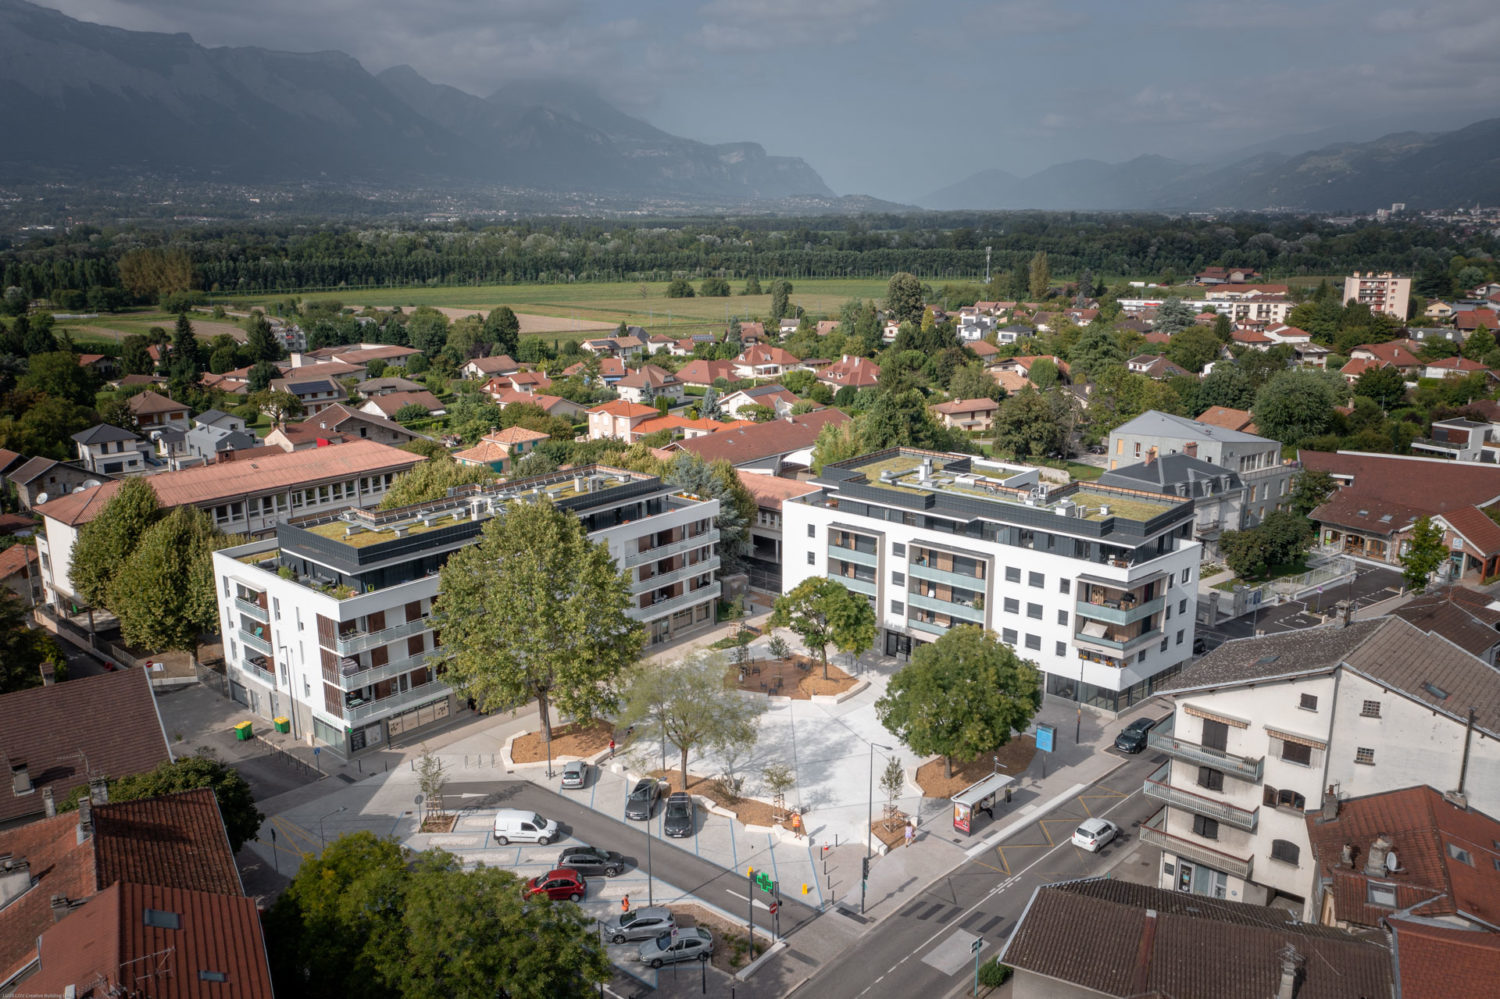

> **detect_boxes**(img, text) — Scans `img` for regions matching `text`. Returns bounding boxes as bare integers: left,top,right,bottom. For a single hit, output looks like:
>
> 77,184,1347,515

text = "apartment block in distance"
1343,271,1411,319
780,448,1201,712
212,465,720,756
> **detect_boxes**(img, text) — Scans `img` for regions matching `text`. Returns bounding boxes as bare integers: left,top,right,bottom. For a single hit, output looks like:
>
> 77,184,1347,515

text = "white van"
493,808,560,845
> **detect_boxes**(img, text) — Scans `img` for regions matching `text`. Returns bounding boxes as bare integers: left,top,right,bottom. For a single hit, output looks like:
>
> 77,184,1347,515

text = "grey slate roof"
1163,618,1386,691
1113,409,1277,446
192,408,233,427
71,424,140,446
1000,879,1392,999
1099,453,1242,496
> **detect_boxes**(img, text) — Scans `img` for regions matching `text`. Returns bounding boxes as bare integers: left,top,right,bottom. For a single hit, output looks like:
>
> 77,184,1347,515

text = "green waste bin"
234,721,253,741
273,717,290,734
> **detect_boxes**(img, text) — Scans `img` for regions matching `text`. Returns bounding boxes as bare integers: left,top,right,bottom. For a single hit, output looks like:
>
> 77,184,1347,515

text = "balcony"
1142,762,1258,832
333,617,431,656
828,543,878,568
241,653,275,687
634,582,720,622
624,529,720,568
1140,808,1254,880
1148,727,1264,783
908,560,986,590
239,627,272,655
1073,625,1161,655
908,616,950,636
633,555,721,594
907,591,985,624
339,650,443,691
234,596,269,621
343,681,451,724
830,573,877,597
1075,595,1163,626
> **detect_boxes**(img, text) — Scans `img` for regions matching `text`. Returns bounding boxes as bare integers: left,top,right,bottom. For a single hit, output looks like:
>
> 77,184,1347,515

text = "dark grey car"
557,845,625,877
625,778,660,821
663,792,694,838
601,906,675,944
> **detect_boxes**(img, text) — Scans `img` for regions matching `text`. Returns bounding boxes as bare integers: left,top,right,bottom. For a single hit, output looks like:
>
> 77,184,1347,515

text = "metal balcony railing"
624,529,720,568
333,617,431,656
1142,762,1259,832
1139,808,1254,880
1148,728,1264,783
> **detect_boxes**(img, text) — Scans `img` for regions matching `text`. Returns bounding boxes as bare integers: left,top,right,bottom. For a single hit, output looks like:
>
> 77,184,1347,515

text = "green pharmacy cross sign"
753,872,774,893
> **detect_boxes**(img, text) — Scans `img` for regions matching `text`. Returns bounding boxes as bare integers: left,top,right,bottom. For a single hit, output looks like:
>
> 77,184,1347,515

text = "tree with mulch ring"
728,654,858,699
916,734,1036,799
510,719,613,764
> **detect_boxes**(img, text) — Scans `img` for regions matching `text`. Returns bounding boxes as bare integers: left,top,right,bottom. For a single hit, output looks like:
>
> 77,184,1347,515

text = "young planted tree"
876,626,1042,778
769,577,875,680
618,650,764,788
432,500,644,743
880,756,906,831
762,762,795,821
417,745,448,820
1401,516,1446,594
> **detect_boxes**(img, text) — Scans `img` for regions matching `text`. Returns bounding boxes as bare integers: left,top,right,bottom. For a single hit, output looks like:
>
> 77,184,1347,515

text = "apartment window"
892,572,905,586
1024,634,1041,651
1281,741,1313,767
1059,579,1071,595
807,552,815,565
1057,610,1069,626
1137,651,1147,664
1299,693,1318,711
1355,747,1375,766
1360,700,1381,718
1028,572,1044,589
1005,566,1021,583
1197,767,1224,792
1192,815,1220,840
1160,639,1168,653
1179,599,1187,614
1002,629,1018,645
1264,786,1306,810
892,543,905,557
1367,883,1398,907
891,600,904,615
1056,641,1067,656
807,524,815,538
1176,630,1184,645
1270,840,1301,865
1004,598,1020,614
1447,843,1473,865
1165,605,1171,620
1181,568,1190,584
1026,603,1042,620
1201,719,1229,751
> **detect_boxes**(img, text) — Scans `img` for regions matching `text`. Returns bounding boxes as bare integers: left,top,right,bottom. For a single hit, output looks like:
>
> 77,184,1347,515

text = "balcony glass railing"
633,556,721,594
1142,762,1259,832
908,561,985,589
1073,626,1161,654
907,591,985,623
342,682,451,724
624,529,720,567
333,617,431,656
828,544,878,568
339,651,442,691
1075,596,1163,626
633,582,721,621
239,628,272,655
234,596,269,621
831,573,877,597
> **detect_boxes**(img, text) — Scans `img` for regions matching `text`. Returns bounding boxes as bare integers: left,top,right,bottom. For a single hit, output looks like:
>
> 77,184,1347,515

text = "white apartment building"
1141,617,1500,920
781,449,1201,712
1343,272,1411,319
211,466,721,756
33,441,424,615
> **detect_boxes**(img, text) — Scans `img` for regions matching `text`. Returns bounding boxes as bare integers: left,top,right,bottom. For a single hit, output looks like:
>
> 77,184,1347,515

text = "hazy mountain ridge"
0,0,832,201
922,119,1500,211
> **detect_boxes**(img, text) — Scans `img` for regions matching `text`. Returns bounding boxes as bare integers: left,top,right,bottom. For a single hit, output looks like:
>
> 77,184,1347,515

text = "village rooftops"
811,448,1189,534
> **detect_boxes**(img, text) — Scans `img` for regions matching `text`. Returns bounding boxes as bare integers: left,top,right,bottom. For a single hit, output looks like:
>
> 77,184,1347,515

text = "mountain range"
921,118,1500,212
0,0,832,202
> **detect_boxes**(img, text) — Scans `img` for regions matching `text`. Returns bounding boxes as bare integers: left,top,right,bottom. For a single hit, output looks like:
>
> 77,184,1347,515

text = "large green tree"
1165,326,1221,373
70,477,162,609
1028,252,1051,301
19,351,97,406
1290,469,1336,518
1154,297,1196,336
265,834,609,999
483,307,521,359
769,577,875,680
769,278,793,320
1401,516,1446,594
993,386,1063,459
1251,369,1342,447
60,754,262,851
1352,364,1406,410
664,453,756,568
886,272,925,325
432,499,643,741
109,506,236,651
618,650,764,787
0,585,67,694
875,626,1041,777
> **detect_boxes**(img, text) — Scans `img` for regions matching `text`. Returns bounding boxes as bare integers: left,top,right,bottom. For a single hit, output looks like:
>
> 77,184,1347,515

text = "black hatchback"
663,792,695,838
1114,717,1158,754
557,845,626,877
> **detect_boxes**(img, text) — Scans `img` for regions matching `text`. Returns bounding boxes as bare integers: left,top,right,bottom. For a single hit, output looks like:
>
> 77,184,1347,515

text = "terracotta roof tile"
0,812,96,983
1389,918,1500,999
0,543,38,581
125,390,188,416
1439,505,1500,556
1302,451,1500,534
92,789,242,896
671,410,850,465
735,471,820,511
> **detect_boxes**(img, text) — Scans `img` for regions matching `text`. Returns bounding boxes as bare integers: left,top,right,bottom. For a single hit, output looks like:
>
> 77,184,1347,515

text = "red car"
523,868,586,902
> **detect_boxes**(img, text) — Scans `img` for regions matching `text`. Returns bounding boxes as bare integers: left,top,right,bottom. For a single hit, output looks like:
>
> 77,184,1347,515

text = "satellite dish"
34,492,49,505
82,479,102,489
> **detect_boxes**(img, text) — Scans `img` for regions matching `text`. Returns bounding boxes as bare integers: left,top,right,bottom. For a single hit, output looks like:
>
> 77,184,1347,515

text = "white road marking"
724,889,770,911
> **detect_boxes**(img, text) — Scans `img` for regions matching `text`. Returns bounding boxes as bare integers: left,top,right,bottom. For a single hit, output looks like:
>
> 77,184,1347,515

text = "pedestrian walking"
904,819,915,849
790,811,803,839
608,738,616,759
621,894,630,913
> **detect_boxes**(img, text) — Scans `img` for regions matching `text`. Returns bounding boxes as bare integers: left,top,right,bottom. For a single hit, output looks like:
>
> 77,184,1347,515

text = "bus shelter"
951,772,1015,835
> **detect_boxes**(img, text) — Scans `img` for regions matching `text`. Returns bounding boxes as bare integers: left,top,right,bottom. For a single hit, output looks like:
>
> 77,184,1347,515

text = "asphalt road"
443,778,822,936
788,751,1165,999
1202,562,1403,644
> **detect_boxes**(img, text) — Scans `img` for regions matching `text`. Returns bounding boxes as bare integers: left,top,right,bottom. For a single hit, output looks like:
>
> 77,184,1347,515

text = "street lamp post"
863,741,894,915
317,806,346,851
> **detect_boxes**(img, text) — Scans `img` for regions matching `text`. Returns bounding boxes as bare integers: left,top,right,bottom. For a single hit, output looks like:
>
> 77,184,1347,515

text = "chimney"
1340,843,1355,869
88,776,109,806
76,799,93,844
9,762,30,796
1321,786,1339,822
0,857,31,908
1145,447,1157,466
1185,441,1198,458
1364,834,1392,877
50,894,77,923
39,660,56,685
1275,944,1305,999
42,787,55,818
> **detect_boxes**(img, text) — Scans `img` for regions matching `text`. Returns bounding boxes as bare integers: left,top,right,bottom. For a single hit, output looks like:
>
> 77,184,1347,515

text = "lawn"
1211,555,1309,590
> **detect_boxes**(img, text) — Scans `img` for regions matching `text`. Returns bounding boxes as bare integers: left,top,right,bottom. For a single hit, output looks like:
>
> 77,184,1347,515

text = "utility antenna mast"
985,246,993,285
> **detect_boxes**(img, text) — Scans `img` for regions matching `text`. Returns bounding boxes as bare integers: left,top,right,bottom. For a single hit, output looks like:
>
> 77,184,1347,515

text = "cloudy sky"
36,0,1500,202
